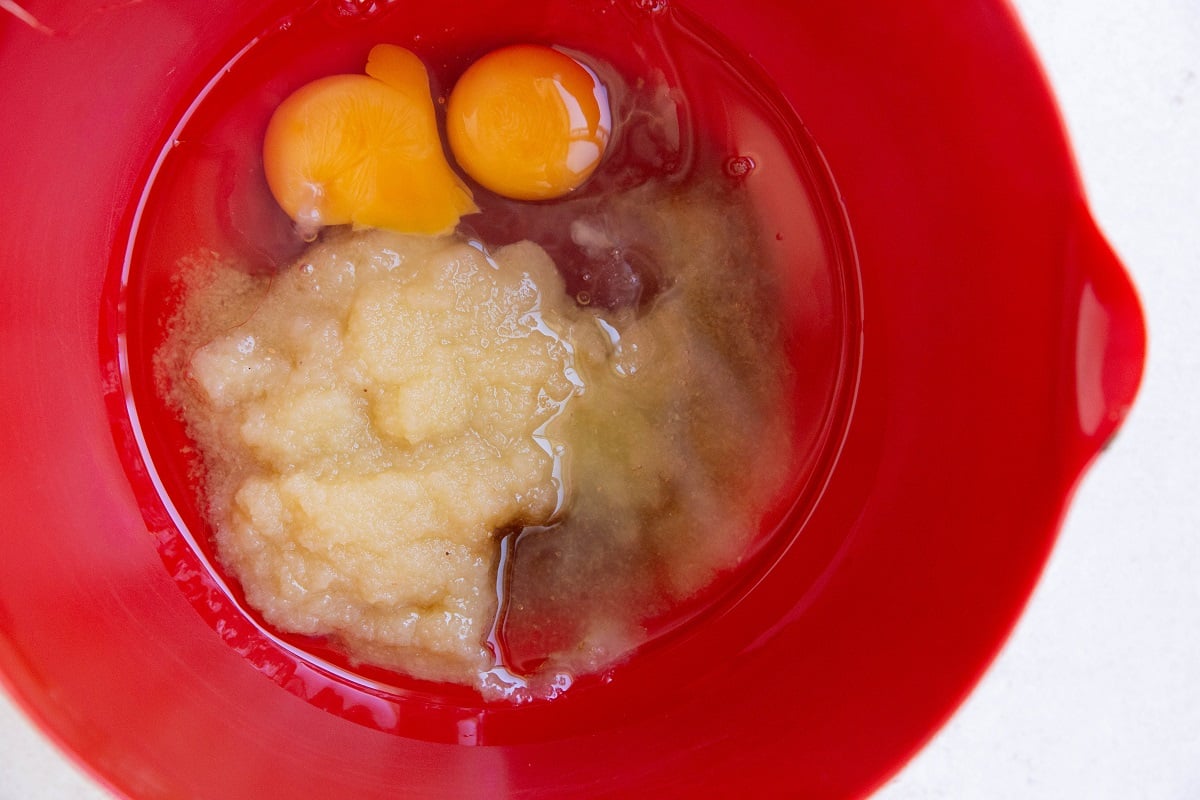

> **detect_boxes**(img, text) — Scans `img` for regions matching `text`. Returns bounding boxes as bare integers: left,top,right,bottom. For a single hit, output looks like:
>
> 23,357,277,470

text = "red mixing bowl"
0,0,1145,797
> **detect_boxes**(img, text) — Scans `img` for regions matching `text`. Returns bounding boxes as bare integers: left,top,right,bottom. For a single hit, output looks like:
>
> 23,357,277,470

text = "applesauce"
157,176,794,694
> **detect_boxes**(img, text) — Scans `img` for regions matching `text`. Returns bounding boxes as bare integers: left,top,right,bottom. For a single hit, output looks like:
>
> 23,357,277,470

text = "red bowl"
0,0,1145,797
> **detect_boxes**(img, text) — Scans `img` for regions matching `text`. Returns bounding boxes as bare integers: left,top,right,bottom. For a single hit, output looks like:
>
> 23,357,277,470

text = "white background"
2,0,1198,797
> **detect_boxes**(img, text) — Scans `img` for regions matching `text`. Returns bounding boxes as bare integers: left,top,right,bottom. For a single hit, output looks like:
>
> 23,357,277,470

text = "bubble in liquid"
631,0,669,13
328,0,398,21
724,155,756,179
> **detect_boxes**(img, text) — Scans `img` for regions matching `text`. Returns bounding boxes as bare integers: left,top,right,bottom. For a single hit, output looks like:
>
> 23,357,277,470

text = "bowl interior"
114,0,861,743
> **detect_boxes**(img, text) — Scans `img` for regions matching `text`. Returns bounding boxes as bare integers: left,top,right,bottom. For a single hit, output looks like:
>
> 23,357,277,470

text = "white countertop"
2,0,1197,797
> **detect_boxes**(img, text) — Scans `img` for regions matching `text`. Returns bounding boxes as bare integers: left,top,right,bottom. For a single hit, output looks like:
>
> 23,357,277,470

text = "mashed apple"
163,230,583,683
158,180,794,693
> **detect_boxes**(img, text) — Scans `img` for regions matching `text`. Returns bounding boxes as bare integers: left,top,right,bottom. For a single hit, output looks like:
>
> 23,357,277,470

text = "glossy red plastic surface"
0,0,1145,798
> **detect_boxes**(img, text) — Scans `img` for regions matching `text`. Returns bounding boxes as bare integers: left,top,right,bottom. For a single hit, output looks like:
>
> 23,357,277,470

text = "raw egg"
263,44,477,236
447,44,612,201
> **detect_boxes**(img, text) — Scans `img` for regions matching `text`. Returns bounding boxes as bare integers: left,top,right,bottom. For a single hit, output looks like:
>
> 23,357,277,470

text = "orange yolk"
446,45,612,201
263,44,477,236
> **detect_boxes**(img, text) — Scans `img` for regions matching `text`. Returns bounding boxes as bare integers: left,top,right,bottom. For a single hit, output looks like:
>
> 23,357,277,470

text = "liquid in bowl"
108,0,861,742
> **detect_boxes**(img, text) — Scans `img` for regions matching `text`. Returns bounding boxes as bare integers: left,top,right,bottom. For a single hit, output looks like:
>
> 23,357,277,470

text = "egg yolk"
446,44,612,201
263,44,477,236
